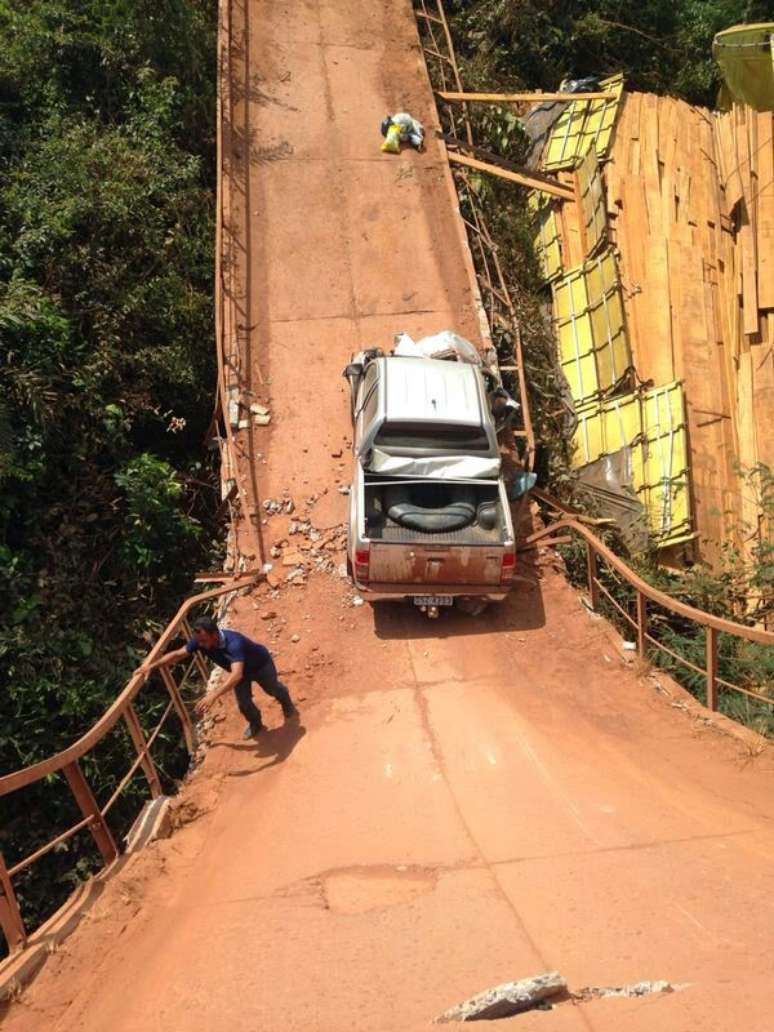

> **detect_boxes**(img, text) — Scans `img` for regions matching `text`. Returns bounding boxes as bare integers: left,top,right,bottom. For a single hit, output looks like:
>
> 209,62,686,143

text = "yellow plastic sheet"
543,73,624,171
713,24,774,112
552,248,631,405
638,383,692,545
576,148,608,255
572,392,641,467
571,383,692,547
529,191,563,282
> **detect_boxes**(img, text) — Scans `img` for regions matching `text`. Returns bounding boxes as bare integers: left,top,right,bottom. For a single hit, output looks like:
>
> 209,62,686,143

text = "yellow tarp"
572,391,641,467
552,247,631,405
713,24,774,112
572,383,692,547
529,191,563,282
576,148,608,255
638,383,692,544
542,73,624,171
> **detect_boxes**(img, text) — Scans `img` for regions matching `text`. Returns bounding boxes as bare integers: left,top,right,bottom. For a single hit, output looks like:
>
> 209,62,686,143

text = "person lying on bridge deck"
137,617,298,739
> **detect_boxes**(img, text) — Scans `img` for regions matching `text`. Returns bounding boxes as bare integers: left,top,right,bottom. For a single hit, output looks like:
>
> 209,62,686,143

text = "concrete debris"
573,980,684,1001
436,974,685,1024
435,972,567,1023
125,796,173,853
282,551,305,567
250,402,271,425
228,397,241,429
262,508,350,595
352,596,365,607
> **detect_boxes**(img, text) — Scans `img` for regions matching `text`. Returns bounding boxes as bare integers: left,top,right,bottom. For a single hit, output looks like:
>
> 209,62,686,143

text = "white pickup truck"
343,338,517,616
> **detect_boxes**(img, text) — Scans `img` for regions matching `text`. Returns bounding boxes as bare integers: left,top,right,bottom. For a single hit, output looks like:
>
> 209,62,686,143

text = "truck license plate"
414,595,453,607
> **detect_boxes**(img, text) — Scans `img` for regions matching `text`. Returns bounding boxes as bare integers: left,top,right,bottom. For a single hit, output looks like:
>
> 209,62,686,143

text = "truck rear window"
374,421,491,452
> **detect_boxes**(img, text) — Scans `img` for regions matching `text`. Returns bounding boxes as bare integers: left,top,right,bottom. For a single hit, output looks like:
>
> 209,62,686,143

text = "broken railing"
0,576,257,956
414,0,536,472
527,519,774,713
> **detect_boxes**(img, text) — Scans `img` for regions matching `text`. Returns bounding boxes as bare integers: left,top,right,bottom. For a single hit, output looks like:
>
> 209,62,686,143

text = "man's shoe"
243,723,264,740
282,703,299,721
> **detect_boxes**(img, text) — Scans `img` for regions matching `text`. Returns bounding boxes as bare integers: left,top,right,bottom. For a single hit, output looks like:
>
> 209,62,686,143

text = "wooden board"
757,112,774,310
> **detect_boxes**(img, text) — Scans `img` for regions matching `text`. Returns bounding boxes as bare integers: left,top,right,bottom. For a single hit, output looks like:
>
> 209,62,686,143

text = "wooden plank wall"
604,93,774,565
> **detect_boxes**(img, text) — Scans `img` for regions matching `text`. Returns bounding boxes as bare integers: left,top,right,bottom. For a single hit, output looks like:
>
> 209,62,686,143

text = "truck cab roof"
354,355,500,480
382,356,484,427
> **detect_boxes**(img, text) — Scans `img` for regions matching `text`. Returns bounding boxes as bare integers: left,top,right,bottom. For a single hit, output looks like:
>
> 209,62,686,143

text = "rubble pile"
261,490,348,590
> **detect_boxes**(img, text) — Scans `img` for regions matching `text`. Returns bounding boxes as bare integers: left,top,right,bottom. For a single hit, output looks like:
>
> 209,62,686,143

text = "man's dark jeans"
234,657,292,729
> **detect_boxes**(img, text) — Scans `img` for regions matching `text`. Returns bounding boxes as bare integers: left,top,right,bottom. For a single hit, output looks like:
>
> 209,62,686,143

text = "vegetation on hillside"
448,0,773,108
0,0,219,943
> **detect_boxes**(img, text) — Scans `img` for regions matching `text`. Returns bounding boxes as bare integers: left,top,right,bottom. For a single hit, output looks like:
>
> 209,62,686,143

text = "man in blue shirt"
138,617,297,739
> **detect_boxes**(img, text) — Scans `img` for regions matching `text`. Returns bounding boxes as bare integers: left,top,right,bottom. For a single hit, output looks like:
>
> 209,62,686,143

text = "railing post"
123,704,163,799
160,668,196,755
636,590,648,657
586,542,599,610
63,762,118,867
0,850,26,953
706,626,719,711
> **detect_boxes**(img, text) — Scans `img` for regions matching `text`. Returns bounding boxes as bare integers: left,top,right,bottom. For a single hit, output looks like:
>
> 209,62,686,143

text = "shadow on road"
214,718,308,777
372,549,547,641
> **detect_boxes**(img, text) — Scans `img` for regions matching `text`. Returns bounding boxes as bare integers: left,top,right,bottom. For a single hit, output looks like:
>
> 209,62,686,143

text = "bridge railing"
0,575,258,956
527,519,774,711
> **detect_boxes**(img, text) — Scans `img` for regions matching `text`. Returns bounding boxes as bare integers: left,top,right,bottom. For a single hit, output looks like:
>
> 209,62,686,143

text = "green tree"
0,0,220,948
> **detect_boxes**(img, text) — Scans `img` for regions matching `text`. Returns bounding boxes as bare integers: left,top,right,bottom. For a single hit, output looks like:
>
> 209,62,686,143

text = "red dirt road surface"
5,2,774,1030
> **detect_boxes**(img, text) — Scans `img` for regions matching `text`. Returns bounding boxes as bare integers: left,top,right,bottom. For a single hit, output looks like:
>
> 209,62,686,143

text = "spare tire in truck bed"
383,483,477,533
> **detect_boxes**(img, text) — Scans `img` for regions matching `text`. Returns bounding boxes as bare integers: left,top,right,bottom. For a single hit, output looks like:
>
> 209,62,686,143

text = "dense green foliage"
448,0,773,108
0,0,219,942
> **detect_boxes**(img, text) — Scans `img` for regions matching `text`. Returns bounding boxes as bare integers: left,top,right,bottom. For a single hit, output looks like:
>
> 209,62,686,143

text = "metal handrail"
528,520,774,711
0,575,259,954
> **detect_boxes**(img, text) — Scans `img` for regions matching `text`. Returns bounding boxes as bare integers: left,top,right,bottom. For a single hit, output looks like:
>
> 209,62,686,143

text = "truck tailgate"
369,542,504,586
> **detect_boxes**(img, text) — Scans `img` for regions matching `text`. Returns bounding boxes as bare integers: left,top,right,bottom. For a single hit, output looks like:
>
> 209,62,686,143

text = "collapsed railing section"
0,576,258,956
527,519,774,712
414,0,535,471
